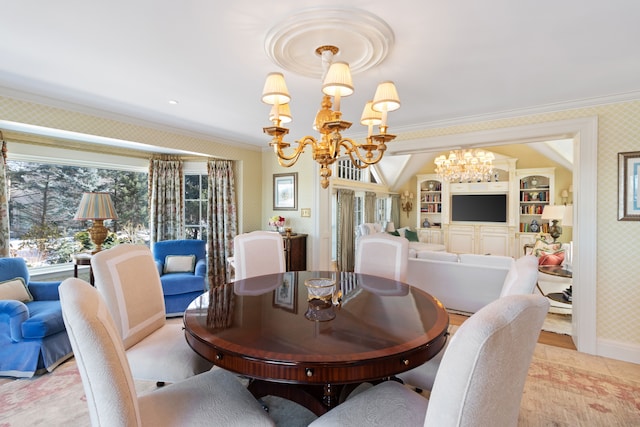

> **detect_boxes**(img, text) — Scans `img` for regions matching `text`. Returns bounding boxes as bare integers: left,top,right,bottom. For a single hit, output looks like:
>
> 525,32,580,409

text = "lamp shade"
74,192,118,220
372,81,401,112
261,72,291,105
360,101,382,126
562,204,573,227
322,62,354,97
541,205,565,220
269,103,292,124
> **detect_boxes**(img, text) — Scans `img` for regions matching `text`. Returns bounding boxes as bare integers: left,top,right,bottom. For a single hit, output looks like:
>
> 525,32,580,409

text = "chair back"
500,255,539,297
233,231,286,280
355,233,409,282
59,278,141,427
425,294,549,426
91,244,165,349
0,257,30,283
152,239,206,266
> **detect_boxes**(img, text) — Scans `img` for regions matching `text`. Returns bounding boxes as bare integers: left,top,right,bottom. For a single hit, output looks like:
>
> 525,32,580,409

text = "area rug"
2,347,638,426
519,355,640,426
0,359,316,427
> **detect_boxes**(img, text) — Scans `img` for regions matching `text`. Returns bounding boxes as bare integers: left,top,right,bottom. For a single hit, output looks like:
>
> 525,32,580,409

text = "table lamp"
541,205,565,242
74,192,118,253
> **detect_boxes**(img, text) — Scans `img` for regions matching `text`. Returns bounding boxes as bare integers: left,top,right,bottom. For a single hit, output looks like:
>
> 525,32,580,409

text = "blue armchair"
152,239,207,316
0,257,73,377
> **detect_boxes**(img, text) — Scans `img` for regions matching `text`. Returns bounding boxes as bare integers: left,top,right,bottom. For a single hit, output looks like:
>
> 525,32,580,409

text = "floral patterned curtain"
206,159,237,289
0,135,9,257
148,157,184,244
336,189,355,272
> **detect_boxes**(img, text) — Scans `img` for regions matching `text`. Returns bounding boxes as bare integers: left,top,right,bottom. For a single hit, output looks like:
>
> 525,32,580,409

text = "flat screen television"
451,194,508,223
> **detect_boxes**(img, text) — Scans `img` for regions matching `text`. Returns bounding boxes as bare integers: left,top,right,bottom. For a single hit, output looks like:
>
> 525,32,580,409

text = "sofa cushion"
417,251,459,263
22,300,66,339
0,277,33,303
160,274,206,296
387,230,400,236
164,255,196,273
459,254,515,269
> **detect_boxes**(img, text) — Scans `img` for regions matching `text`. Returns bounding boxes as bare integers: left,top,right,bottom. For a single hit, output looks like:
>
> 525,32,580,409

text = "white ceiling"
1,1,639,176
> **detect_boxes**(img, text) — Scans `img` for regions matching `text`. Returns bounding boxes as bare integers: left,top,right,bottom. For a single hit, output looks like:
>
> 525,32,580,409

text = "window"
336,158,380,184
7,160,148,267
184,174,207,240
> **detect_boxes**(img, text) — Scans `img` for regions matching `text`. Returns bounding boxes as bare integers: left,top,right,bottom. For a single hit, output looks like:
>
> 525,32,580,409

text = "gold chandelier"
434,149,495,183
261,45,400,189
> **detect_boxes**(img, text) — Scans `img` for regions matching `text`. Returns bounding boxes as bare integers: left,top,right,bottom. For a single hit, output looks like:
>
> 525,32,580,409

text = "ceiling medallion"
264,8,395,79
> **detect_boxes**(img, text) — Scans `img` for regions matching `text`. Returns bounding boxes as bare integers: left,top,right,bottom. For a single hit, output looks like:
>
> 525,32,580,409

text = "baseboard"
597,337,640,364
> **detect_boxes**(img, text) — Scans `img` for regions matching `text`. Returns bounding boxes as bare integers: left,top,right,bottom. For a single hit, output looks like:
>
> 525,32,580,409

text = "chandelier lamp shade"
261,45,400,189
434,149,495,183
74,192,118,253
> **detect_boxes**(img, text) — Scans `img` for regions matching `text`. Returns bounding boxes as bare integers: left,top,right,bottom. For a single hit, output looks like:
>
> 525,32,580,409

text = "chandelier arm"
340,138,385,166
270,136,317,164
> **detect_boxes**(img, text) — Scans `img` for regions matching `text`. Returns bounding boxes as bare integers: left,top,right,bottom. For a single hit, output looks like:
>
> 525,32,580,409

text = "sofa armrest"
0,300,29,342
194,258,207,277
27,281,62,301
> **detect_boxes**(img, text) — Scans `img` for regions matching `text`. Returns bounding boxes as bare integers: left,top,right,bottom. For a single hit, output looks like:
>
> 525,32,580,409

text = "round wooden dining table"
183,271,449,416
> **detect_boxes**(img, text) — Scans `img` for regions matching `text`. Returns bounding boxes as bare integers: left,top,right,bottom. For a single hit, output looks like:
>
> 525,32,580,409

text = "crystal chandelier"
261,45,400,189
434,149,495,183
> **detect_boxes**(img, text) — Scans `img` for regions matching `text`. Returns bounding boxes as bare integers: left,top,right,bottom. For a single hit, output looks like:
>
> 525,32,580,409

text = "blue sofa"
152,240,207,316
0,257,73,377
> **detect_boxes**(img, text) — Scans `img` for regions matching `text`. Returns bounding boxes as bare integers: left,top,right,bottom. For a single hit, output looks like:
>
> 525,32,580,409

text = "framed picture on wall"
273,172,297,211
618,151,640,221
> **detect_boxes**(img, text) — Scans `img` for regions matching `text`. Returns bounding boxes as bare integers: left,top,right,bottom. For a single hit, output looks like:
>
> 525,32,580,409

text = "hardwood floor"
449,312,577,350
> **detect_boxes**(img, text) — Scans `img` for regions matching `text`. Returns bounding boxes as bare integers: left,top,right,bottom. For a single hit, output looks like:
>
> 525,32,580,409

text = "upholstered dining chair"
59,278,275,427
91,244,212,384
310,294,549,427
398,254,541,392
355,233,409,282
233,231,286,280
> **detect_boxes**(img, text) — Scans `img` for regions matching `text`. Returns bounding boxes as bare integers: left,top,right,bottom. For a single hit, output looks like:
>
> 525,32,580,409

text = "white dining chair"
233,231,286,280
91,244,213,384
398,254,541,392
355,233,409,282
59,278,275,427
310,294,550,427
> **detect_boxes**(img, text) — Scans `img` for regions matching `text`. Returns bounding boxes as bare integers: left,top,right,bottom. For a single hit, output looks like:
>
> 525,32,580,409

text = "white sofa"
406,252,516,313
356,223,445,256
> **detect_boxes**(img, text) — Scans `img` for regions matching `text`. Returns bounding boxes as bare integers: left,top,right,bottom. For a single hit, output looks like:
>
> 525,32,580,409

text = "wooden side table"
73,254,94,286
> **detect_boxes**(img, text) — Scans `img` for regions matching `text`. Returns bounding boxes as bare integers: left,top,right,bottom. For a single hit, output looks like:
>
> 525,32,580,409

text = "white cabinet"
448,225,475,254
418,228,444,245
448,225,510,255
478,226,510,256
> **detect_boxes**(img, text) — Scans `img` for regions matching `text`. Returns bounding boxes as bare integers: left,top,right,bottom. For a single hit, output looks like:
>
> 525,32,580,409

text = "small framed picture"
273,172,297,211
273,272,297,313
618,151,640,221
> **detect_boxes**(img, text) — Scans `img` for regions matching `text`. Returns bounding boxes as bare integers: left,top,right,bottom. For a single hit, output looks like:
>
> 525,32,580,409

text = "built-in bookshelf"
517,168,555,233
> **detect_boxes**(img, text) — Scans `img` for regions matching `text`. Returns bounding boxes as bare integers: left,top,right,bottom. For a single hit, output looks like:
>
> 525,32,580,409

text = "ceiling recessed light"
168,99,179,105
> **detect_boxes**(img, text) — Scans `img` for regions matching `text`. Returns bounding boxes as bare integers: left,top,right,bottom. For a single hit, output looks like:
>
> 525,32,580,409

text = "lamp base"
548,220,563,243
88,219,109,254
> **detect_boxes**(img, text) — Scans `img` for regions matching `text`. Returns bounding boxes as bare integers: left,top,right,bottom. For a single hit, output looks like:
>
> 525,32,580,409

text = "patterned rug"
1,347,638,426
